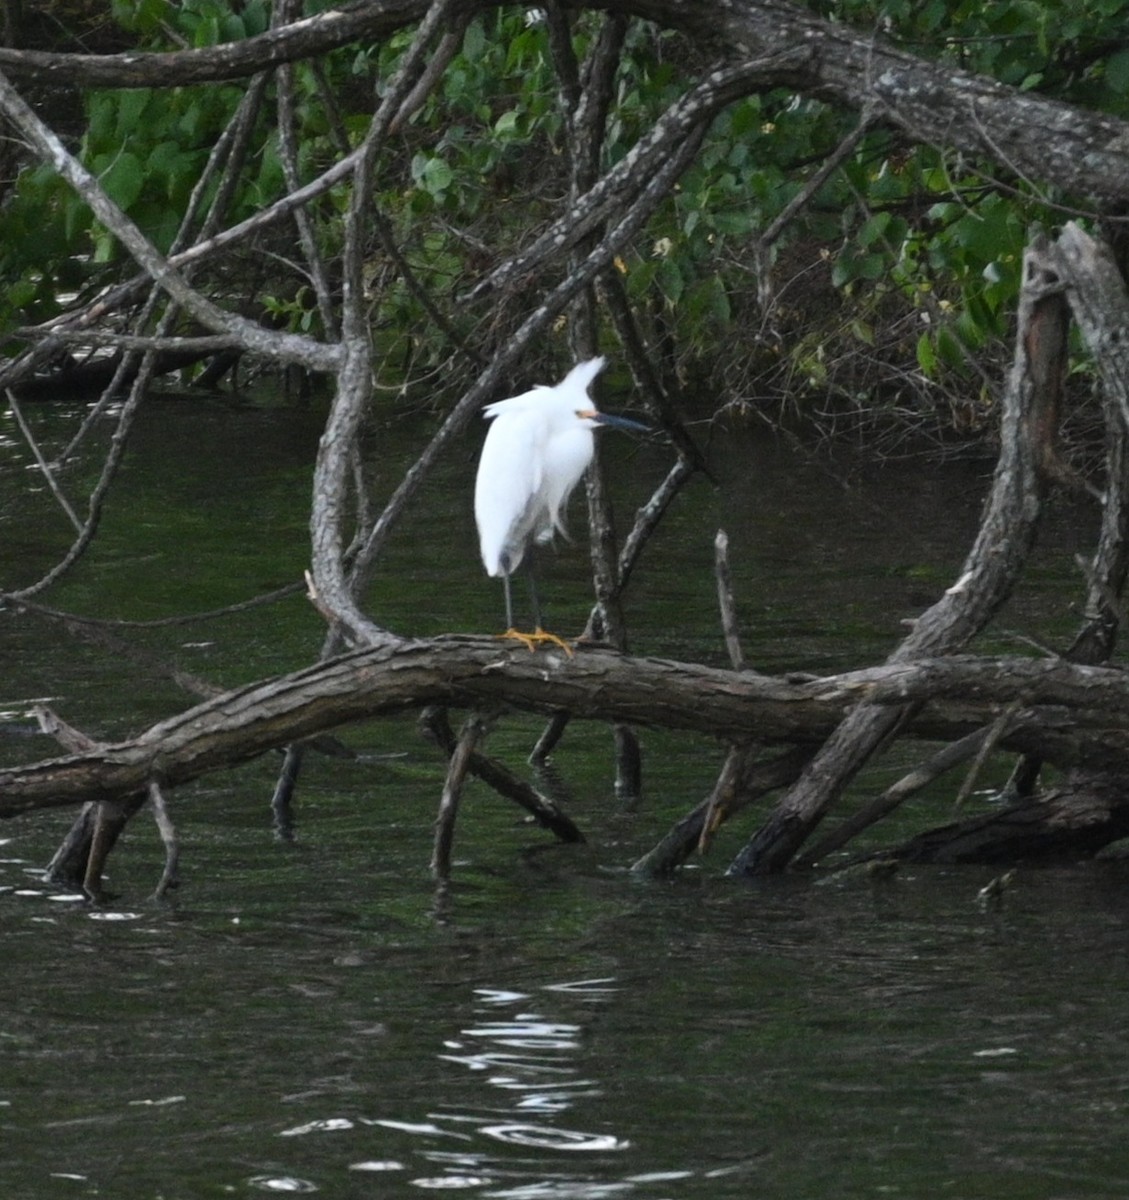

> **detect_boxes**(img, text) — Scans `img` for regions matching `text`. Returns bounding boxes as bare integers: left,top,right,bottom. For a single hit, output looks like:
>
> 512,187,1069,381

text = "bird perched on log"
474,356,647,653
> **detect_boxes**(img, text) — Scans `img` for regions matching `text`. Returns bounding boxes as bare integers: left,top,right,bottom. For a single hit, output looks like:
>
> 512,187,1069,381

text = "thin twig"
5,389,82,533
6,581,304,628
953,699,1022,809
754,110,874,309
617,459,696,591
421,706,584,842
275,0,338,339
598,267,713,477
149,780,180,899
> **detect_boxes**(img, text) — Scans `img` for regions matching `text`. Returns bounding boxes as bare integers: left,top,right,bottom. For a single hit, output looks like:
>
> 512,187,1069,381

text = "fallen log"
5,638,1129,819
888,775,1129,865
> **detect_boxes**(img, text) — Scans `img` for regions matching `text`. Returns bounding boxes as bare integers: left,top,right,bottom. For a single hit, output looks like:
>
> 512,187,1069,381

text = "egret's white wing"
474,406,548,577
540,423,595,540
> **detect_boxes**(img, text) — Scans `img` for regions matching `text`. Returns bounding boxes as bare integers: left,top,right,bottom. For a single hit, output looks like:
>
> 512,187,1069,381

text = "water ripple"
246,1175,318,1193
279,1116,354,1137
411,1176,494,1190
479,1182,634,1198
480,1124,628,1152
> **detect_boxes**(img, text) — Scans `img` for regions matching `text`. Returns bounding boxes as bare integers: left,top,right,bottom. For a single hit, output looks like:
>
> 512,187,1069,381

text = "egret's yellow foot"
532,627,575,657
498,628,575,657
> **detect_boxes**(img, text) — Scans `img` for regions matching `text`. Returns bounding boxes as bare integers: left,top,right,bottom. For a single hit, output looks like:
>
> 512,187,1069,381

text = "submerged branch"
727,232,1068,876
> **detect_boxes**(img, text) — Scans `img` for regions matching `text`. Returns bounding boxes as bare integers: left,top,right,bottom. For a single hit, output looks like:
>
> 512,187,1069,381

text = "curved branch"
0,2,420,87
1,0,1125,209
0,68,339,373
466,52,808,301
6,642,1129,820
728,232,1068,874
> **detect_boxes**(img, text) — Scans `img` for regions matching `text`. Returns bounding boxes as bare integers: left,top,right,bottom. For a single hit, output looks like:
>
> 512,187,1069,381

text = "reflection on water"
276,977,632,1193
6,837,1129,1198
2,399,1126,1197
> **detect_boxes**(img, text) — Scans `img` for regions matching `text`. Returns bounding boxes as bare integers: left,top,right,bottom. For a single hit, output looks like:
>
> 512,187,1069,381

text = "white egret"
474,356,647,652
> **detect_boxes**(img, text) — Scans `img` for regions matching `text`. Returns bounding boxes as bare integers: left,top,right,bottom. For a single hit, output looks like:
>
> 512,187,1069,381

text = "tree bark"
9,643,1129,820
2,1,1127,205
888,776,1129,865
727,233,1068,875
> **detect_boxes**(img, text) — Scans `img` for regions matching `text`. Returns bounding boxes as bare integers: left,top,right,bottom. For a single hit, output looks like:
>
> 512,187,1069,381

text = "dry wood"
726,235,1068,874
8,642,1129,822
431,713,484,878
888,775,1129,865
420,707,585,843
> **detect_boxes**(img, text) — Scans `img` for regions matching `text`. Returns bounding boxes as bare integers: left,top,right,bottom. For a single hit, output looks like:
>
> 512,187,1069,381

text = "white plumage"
473,357,645,646
475,357,606,580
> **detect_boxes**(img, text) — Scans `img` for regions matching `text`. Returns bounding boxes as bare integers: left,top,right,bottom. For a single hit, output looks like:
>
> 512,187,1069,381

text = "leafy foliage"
2,0,1128,429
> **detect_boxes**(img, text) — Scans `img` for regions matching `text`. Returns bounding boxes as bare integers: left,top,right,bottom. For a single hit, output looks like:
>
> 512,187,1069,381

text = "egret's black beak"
589,411,650,433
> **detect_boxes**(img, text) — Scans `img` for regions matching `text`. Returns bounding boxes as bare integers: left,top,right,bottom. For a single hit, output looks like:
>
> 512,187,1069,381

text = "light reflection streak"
475,988,531,1005
479,1124,628,1152
461,1020,580,1051
367,1118,475,1141
542,979,618,996
364,977,658,1194
479,1181,635,1199
411,1176,493,1190
246,1175,318,1193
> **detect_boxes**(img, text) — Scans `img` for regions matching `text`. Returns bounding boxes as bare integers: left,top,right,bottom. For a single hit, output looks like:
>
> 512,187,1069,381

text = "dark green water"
2,393,1126,1198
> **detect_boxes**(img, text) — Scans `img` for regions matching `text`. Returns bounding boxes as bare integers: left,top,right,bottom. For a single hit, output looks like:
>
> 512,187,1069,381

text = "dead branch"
726,232,1069,875
431,712,485,878
149,781,180,899
420,706,585,843
6,0,1124,208
9,641,1129,822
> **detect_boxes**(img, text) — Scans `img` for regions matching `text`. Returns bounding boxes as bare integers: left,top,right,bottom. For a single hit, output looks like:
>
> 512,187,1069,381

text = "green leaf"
935,325,966,371
916,332,937,375
493,110,519,138
857,211,891,247
851,319,875,346
99,150,144,211
1105,49,1129,96
655,257,684,304
709,209,754,236
462,19,487,61
92,228,117,263
6,278,38,310
412,155,453,198
115,88,151,135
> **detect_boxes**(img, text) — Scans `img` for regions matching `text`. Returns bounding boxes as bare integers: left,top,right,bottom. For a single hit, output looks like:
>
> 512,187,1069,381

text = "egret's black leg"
525,553,543,632
495,558,539,651
502,570,516,632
